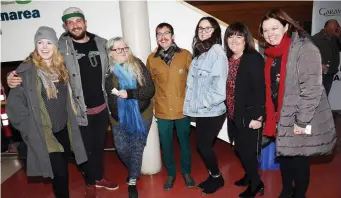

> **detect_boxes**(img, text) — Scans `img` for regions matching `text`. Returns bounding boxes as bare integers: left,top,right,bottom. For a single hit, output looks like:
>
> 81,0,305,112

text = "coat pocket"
242,105,254,128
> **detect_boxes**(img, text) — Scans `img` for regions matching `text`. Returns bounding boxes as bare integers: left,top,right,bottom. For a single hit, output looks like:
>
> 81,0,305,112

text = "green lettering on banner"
15,0,32,4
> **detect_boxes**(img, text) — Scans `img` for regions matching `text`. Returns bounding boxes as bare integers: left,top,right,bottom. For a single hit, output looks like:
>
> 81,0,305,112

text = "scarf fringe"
114,63,146,136
46,88,58,99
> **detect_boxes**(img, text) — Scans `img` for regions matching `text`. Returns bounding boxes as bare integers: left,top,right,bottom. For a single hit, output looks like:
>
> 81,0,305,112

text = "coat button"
72,74,76,77
77,96,80,99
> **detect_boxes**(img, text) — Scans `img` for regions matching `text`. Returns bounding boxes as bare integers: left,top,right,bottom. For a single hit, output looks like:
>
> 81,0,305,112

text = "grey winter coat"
6,60,88,178
58,32,110,126
276,34,337,156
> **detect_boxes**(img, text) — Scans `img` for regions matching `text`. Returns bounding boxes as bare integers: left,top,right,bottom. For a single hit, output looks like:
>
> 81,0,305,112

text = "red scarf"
263,34,291,137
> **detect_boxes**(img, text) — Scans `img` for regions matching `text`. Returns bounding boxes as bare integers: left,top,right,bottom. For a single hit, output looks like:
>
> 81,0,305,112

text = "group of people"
5,6,338,198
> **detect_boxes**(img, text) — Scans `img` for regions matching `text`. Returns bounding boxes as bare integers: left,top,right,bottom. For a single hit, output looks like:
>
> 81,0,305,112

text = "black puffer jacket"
105,58,155,121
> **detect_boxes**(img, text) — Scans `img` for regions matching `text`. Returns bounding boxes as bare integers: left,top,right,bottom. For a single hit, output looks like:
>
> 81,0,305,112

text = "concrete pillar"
119,1,162,175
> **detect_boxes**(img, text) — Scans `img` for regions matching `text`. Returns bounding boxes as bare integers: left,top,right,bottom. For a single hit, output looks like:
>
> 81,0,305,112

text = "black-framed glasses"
111,47,129,53
198,27,213,33
156,31,171,38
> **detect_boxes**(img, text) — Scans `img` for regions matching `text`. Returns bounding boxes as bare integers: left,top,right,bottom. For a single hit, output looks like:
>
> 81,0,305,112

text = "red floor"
2,115,341,198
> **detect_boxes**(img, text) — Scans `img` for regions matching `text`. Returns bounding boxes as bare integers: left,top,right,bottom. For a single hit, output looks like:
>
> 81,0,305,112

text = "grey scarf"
37,69,59,99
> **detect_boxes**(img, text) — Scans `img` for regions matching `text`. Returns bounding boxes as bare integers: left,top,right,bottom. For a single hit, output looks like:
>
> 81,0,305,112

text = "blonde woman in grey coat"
260,9,336,198
6,26,87,198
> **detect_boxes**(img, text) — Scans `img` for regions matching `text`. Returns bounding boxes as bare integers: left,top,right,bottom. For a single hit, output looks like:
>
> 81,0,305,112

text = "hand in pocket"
249,120,262,129
249,116,263,129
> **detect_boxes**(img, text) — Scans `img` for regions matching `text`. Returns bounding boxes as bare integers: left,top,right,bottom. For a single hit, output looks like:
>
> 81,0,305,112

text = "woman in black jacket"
224,22,265,198
105,37,155,198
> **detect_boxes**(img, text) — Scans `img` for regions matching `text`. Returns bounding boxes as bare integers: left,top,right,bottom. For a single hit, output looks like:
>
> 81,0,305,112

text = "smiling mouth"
73,29,82,33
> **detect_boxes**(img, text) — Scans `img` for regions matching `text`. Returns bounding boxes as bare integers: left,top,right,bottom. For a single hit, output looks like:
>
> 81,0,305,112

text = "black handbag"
261,135,275,148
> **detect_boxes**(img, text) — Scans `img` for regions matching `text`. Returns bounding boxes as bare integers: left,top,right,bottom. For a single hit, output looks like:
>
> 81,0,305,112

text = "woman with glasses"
183,16,228,195
104,37,155,198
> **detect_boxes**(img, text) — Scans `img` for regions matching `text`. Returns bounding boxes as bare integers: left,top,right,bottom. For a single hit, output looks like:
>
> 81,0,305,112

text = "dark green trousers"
157,117,191,176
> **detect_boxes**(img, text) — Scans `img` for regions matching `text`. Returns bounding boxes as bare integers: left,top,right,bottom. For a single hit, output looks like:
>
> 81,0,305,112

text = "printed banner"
312,1,341,35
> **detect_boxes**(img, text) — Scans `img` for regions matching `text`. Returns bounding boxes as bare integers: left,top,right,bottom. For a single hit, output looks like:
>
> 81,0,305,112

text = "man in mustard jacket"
146,23,194,190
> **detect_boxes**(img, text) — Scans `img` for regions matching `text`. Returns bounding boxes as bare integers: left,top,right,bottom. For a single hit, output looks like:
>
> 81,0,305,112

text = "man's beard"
69,29,86,40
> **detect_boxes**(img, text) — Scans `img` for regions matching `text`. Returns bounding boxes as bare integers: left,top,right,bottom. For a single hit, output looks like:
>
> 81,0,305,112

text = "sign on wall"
311,1,341,35
1,1,122,62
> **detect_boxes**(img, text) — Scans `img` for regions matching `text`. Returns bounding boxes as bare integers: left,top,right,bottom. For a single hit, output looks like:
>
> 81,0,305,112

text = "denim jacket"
183,44,228,117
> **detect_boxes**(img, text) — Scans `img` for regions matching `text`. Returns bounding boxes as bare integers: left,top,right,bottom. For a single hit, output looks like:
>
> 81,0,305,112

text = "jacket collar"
16,60,35,74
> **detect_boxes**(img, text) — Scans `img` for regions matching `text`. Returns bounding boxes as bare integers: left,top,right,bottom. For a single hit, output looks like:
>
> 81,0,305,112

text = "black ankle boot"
197,175,210,190
201,174,224,195
278,188,295,198
234,174,249,187
128,185,138,198
239,180,264,198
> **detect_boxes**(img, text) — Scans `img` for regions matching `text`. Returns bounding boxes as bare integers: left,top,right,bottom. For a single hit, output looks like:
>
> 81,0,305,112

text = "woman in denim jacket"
183,16,228,195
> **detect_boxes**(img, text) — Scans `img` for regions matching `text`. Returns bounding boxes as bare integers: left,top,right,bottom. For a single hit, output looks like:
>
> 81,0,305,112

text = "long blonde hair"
25,45,69,84
107,37,145,86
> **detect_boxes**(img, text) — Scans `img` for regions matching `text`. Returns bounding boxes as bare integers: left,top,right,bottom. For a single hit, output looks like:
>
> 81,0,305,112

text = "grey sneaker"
163,176,176,190
183,174,195,188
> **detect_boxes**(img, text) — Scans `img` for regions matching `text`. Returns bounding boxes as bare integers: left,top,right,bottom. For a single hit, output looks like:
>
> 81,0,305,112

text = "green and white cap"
62,7,85,22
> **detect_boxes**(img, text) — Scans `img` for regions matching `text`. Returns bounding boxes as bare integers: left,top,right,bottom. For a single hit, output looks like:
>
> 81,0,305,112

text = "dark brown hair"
259,9,308,47
192,17,222,58
155,22,174,37
224,22,255,59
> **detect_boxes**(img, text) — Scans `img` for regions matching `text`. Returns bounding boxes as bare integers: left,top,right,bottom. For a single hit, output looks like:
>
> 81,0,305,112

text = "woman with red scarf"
260,9,336,198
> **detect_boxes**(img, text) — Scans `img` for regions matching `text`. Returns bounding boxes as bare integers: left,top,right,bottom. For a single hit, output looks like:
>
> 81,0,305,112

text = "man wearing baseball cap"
7,7,119,198
59,7,119,197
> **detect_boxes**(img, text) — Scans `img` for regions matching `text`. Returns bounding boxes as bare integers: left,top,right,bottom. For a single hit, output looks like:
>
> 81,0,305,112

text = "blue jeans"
112,117,152,179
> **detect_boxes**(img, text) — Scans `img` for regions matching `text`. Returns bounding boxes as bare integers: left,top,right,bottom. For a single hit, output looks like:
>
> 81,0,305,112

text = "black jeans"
230,119,262,189
195,113,226,175
50,127,71,198
79,109,109,185
278,156,310,198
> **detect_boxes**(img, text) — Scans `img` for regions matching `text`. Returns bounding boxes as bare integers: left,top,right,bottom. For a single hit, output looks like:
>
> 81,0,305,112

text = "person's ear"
284,23,289,33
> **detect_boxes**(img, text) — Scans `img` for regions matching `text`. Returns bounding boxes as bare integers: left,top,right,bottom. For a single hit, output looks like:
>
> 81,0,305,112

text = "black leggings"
278,156,310,198
50,127,71,198
195,113,226,175
229,119,262,188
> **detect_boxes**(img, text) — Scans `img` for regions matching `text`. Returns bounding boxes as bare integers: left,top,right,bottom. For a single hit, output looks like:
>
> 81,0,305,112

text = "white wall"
1,0,262,62
147,1,227,53
147,1,260,54
1,1,122,62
